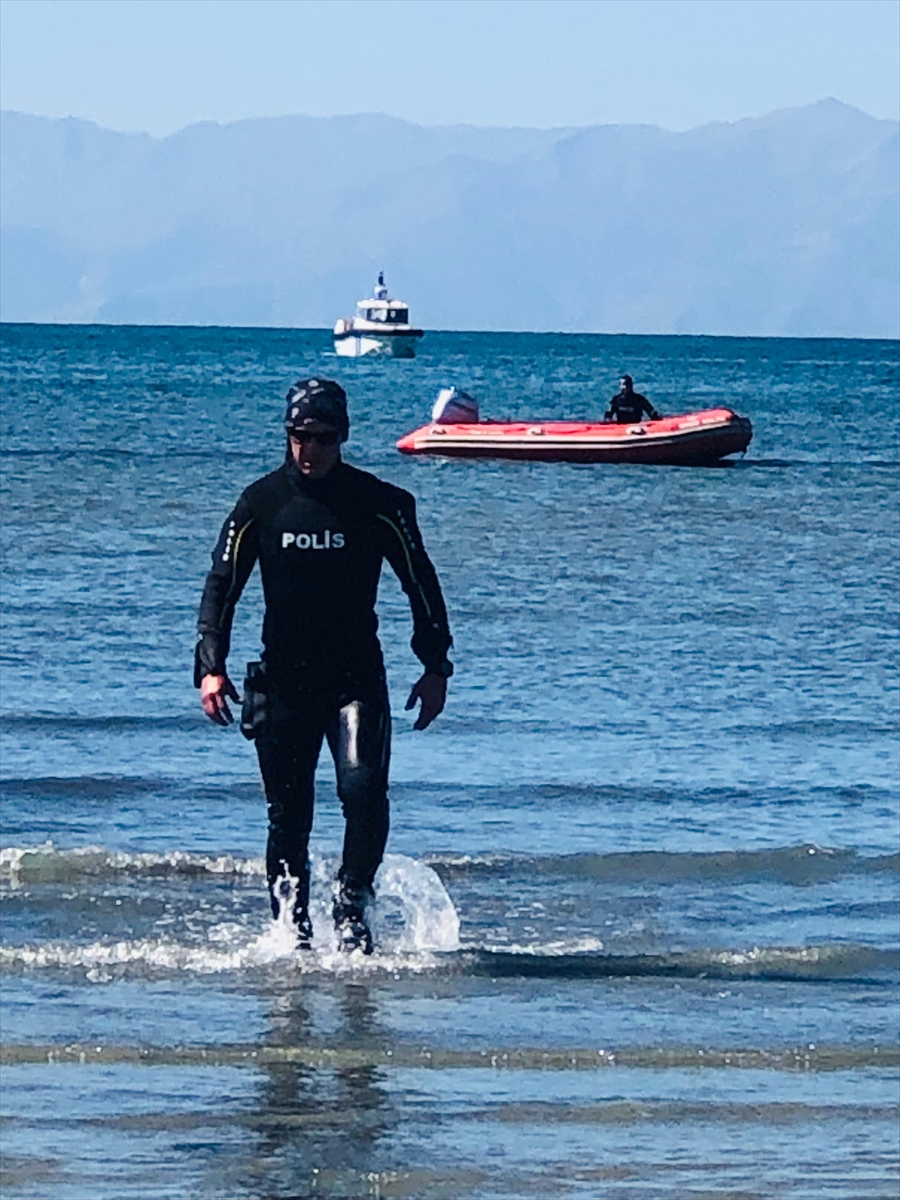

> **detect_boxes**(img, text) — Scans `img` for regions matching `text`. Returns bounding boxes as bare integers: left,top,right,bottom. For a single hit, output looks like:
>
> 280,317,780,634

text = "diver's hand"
201,673,240,726
405,673,447,731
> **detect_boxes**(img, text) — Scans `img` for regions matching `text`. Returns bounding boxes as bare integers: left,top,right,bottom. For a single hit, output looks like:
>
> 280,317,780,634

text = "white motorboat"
333,273,424,358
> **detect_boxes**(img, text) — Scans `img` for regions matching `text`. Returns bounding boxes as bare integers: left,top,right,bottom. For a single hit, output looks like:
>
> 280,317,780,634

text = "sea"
1,323,898,1200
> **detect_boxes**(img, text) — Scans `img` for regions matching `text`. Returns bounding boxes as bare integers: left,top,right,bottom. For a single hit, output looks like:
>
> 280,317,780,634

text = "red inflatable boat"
397,407,753,465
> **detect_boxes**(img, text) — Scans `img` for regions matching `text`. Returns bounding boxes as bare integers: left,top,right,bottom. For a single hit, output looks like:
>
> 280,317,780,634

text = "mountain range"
1,99,897,337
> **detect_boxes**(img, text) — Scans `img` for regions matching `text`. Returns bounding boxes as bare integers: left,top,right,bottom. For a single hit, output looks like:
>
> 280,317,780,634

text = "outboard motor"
432,387,480,424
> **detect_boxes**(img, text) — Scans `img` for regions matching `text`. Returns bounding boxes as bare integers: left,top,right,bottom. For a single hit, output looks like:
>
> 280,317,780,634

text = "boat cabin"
355,299,410,325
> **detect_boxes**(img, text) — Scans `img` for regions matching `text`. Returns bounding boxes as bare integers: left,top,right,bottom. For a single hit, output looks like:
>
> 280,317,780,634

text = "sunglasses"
289,429,340,446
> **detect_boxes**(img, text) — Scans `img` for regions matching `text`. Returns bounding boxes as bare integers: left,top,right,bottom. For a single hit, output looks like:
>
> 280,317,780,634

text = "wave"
401,781,898,810
3,841,897,888
737,459,900,469
4,841,896,889
0,778,262,801
1,934,892,984
724,719,900,739
0,714,206,732
462,943,898,983
1,448,260,461
427,846,900,886
1,1043,896,1072
8,713,892,739
1,777,172,798
2,776,895,814
5,713,894,738
0,843,266,883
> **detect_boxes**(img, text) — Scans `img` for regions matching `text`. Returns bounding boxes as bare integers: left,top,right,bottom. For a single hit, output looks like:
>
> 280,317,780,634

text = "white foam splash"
369,854,461,953
478,936,605,955
0,852,460,979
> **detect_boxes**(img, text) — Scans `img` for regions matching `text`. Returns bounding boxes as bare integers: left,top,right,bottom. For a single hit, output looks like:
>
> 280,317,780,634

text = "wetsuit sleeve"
638,394,660,419
194,494,259,685
377,492,453,675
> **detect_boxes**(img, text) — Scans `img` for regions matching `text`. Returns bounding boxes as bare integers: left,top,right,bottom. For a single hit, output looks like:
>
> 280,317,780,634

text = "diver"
605,375,661,423
195,379,453,954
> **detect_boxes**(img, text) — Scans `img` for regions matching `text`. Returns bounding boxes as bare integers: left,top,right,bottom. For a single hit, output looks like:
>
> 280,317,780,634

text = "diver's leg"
256,706,324,925
328,676,391,891
326,676,391,951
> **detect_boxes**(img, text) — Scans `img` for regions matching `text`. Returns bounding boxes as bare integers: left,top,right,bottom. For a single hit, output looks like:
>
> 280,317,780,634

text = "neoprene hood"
284,379,349,442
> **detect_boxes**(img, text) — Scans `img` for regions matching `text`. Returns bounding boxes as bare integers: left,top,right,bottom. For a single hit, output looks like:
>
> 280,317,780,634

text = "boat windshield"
357,305,408,324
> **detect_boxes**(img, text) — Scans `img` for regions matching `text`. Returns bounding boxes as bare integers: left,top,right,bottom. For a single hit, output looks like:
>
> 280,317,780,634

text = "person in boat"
195,379,453,954
605,375,661,423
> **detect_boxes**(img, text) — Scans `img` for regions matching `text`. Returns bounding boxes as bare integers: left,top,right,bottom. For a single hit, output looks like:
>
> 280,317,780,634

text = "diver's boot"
332,883,373,955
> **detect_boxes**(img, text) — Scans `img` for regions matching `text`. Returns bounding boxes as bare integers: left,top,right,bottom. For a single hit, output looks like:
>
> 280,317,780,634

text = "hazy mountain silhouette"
1,100,897,336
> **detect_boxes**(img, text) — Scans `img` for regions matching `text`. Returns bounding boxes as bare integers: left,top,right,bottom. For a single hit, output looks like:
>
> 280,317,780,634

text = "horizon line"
2,321,897,344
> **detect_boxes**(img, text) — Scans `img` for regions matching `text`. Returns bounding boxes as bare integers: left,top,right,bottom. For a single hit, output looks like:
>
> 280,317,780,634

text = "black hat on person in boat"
620,374,634,388
284,378,349,442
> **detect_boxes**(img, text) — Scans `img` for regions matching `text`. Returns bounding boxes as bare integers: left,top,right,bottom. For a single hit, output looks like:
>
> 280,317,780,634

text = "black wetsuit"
605,390,660,424
195,459,452,914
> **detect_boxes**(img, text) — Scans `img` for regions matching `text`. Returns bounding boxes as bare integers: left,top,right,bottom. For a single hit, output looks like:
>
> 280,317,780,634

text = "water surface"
1,325,898,1198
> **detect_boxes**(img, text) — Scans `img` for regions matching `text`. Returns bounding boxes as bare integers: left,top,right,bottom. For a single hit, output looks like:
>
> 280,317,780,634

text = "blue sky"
1,0,898,135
